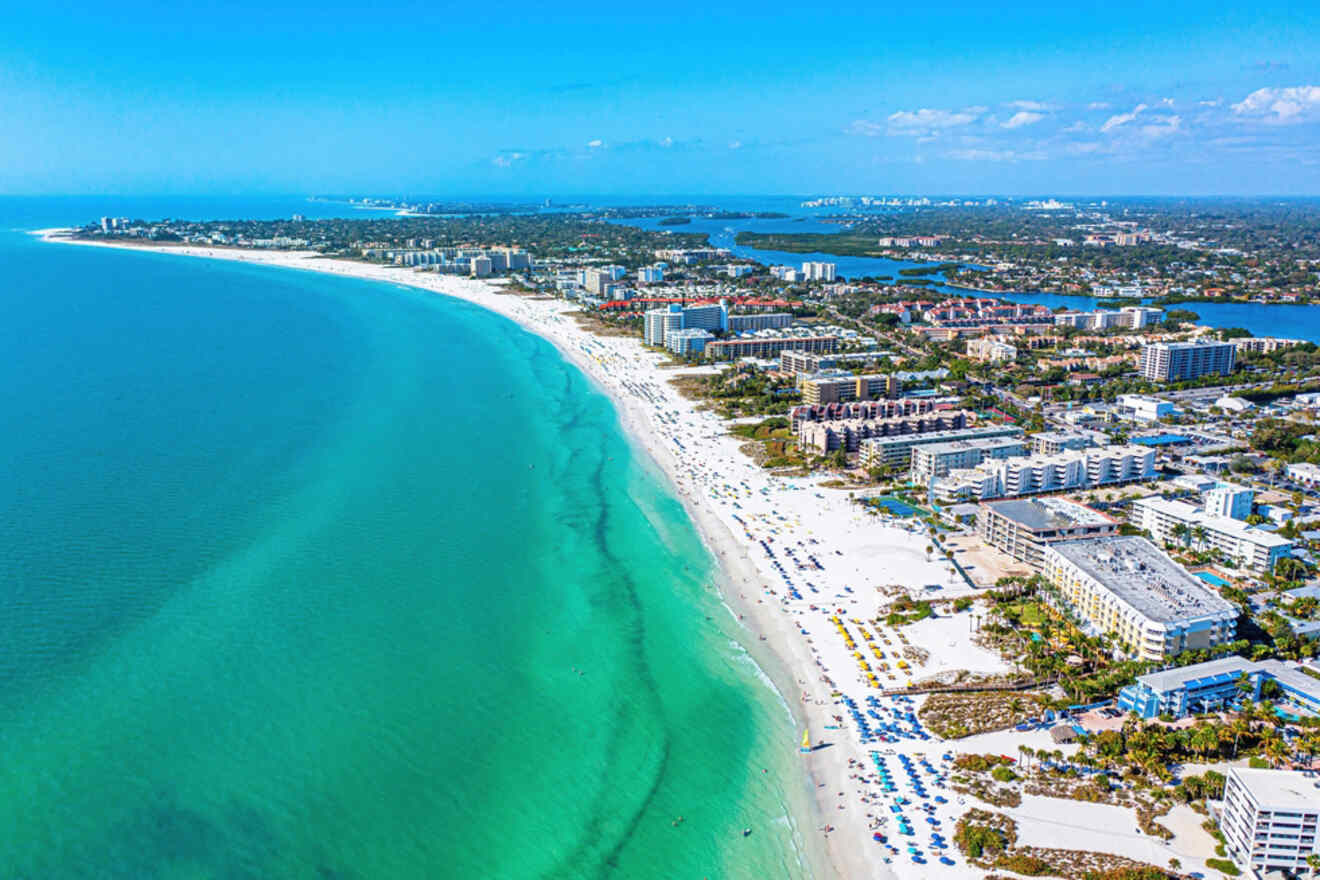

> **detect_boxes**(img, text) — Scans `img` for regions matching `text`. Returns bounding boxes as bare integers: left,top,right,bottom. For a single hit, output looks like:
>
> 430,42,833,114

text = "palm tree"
1262,731,1290,768
1302,731,1320,770
1217,719,1240,757
1229,712,1253,759
1240,698,1260,725
1170,522,1189,547
1120,713,1139,750
1190,724,1219,760
1144,724,1169,758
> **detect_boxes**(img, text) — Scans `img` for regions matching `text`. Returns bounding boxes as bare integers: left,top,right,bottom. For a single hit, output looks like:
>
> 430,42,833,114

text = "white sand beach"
39,234,1028,880
1009,795,1222,873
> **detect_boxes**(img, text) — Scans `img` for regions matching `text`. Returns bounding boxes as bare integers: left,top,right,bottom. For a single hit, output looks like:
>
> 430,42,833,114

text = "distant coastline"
729,228,1314,308
944,281,1313,307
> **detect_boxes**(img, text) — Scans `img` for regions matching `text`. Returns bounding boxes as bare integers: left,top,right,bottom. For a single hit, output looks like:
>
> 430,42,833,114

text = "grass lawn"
1003,601,1046,628
1019,604,1045,628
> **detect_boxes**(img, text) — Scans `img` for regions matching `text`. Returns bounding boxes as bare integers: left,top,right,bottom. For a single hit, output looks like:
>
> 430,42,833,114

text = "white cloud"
1002,111,1044,129
1009,100,1051,111
1100,103,1148,132
848,120,885,136
947,148,1044,162
1066,142,1102,155
883,106,984,135
1232,85,1320,123
728,140,743,150
1140,115,1182,139
1198,99,1222,107
1087,101,1111,110
587,139,604,148
1062,121,1089,133
660,136,673,148
491,152,526,167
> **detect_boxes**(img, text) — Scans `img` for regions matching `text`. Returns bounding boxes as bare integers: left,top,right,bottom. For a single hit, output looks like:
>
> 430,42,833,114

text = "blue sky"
3,0,1319,195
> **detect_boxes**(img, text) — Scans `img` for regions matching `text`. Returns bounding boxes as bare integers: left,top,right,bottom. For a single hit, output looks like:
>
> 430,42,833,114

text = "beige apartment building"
1040,536,1237,661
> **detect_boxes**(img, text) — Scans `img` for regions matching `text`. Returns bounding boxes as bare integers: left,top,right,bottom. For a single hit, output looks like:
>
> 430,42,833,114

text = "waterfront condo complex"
1130,495,1294,573
798,410,971,454
1118,655,1320,719
976,497,1119,571
908,436,1028,485
1219,768,1320,878
931,444,1156,503
1041,536,1238,661
853,423,1022,465
800,372,900,405
1139,339,1237,382
643,301,729,345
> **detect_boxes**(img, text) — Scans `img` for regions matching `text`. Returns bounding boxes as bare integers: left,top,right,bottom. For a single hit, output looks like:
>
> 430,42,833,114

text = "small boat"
742,828,752,837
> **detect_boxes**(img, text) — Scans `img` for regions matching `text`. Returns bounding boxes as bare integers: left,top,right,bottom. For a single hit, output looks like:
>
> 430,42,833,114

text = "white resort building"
1218,768,1320,878
977,497,1118,571
931,445,1156,503
1139,340,1237,382
1130,496,1293,573
908,436,1028,485
854,424,1021,466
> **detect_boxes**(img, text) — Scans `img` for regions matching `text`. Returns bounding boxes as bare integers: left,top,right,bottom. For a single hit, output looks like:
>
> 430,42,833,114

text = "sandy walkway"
1009,795,1225,876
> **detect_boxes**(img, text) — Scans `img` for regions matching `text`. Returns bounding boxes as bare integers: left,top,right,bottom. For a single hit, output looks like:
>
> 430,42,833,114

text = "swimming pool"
1132,433,1192,446
1195,571,1231,587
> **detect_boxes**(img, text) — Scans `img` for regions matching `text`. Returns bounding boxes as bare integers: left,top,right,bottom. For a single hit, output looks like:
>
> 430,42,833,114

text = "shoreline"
30,229,1257,880
39,232,1023,880
39,232,856,879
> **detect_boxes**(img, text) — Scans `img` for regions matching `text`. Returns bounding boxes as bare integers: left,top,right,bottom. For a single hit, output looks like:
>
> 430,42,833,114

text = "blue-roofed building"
1118,656,1320,719
1118,657,1262,718
1219,768,1320,878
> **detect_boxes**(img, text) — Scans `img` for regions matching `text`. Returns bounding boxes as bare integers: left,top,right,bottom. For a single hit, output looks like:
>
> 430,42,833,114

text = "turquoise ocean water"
0,199,811,879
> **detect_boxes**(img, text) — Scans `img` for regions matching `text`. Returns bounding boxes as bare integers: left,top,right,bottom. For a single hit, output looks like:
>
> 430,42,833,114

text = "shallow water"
0,200,811,879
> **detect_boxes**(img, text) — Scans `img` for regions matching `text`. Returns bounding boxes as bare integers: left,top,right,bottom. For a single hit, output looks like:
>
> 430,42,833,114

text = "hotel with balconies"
1040,536,1237,661
1219,768,1319,878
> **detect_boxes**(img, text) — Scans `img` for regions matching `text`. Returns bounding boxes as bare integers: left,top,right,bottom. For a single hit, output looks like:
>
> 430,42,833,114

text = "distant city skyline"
3,0,1319,195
